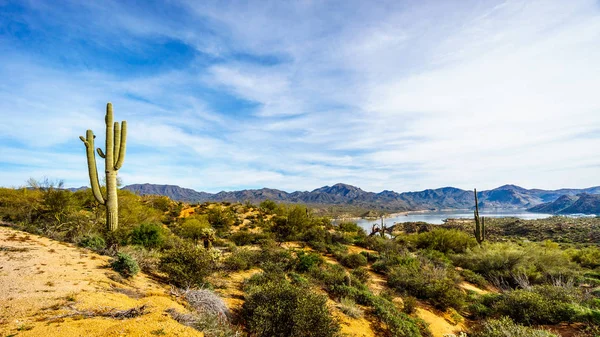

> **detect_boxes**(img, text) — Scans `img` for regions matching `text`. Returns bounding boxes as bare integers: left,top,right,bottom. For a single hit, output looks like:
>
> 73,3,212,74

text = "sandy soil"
0,226,202,337
416,306,465,337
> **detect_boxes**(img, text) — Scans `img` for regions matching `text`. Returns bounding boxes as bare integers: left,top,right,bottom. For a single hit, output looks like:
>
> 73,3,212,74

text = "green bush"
387,257,465,310
338,297,363,318
409,229,477,254
178,217,211,243
241,277,340,337
158,243,215,287
207,206,235,233
259,247,296,272
470,317,559,337
351,267,370,284
460,269,488,288
119,245,160,274
492,285,581,325
402,296,418,314
570,246,600,269
223,248,259,271
296,252,323,273
111,252,140,278
79,234,106,250
230,230,267,246
337,222,362,233
452,242,579,287
341,253,368,269
130,223,166,248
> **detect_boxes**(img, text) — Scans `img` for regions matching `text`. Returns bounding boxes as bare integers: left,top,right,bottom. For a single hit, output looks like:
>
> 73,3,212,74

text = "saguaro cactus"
79,103,127,231
473,188,485,245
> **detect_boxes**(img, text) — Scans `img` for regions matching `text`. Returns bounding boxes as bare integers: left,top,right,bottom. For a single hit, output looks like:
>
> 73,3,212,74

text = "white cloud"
1,0,599,192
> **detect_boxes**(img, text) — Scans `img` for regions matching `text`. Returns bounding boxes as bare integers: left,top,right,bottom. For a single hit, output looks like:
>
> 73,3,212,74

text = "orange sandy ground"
0,226,202,337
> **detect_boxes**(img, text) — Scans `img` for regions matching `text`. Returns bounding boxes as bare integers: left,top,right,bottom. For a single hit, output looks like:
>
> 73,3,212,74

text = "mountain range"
527,193,600,215
121,183,600,214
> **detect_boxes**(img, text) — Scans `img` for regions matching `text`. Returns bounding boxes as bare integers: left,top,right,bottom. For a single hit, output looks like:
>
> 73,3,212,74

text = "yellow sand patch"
366,270,387,295
333,308,376,337
347,245,377,255
416,306,465,337
179,207,196,218
0,227,202,337
459,281,489,295
209,269,261,311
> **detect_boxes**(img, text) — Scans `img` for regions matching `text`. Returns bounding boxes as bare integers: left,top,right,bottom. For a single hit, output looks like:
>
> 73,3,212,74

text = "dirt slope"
0,226,202,337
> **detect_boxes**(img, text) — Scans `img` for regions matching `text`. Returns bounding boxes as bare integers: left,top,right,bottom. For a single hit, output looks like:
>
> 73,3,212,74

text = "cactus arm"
80,130,105,205
105,103,114,169
113,121,121,165
114,121,127,170
97,148,106,158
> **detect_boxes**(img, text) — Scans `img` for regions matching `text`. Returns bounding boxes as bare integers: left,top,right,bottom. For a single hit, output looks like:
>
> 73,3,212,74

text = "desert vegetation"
2,183,600,336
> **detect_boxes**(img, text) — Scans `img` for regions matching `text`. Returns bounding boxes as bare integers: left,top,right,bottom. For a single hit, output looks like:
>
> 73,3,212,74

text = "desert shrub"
119,245,160,274
0,187,43,223
470,316,559,337
570,246,600,269
372,251,412,274
166,308,241,337
402,296,418,314
322,284,429,337
270,215,300,243
452,242,580,287
117,190,163,228
369,294,429,337
360,251,379,263
259,246,296,272
259,199,278,213
159,243,215,287
241,278,340,337
460,269,488,288
337,222,362,233
351,267,370,283
310,263,349,296
492,285,581,325
302,226,328,245
330,231,353,245
207,206,235,233
222,248,259,271
341,253,368,269
288,272,310,286
230,230,267,246
387,257,465,310
78,234,106,250
111,252,140,278
178,216,210,238
296,251,323,272
184,289,229,317
143,195,172,212
130,223,166,248
338,297,363,318
409,229,477,254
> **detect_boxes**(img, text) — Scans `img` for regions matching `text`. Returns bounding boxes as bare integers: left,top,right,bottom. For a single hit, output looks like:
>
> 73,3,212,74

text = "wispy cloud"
0,0,599,193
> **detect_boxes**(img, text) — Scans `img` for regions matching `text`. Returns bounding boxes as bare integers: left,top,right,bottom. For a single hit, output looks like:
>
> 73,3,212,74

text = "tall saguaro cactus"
79,103,127,231
473,188,485,245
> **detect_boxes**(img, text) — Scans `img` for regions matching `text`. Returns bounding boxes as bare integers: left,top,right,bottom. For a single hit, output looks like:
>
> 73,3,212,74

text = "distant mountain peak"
122,183,600,213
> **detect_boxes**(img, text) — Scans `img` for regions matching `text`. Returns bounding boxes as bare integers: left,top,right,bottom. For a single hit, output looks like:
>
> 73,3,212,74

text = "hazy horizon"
1,1,599,193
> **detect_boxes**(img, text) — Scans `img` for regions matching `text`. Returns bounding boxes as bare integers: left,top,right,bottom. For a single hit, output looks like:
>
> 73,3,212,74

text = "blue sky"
0,0,599,193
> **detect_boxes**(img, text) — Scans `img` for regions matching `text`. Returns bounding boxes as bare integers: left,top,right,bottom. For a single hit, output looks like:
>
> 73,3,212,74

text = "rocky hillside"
122,183,600,212
528,193,600,215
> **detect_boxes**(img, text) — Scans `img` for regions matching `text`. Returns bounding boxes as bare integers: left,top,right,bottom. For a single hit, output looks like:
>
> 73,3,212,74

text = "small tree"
179,217,211,245
207,206,235,232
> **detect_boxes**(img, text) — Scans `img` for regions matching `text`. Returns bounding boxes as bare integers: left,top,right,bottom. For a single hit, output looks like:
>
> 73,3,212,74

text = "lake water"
345,210,554,232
